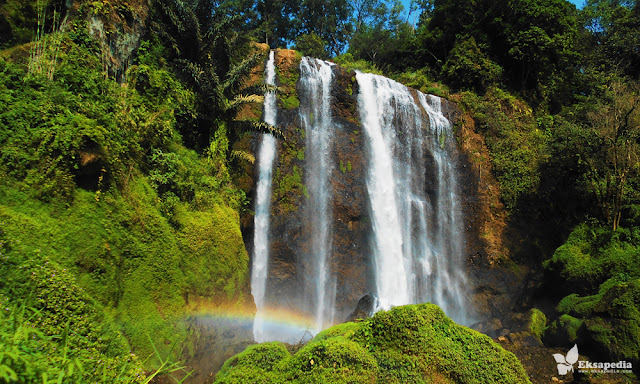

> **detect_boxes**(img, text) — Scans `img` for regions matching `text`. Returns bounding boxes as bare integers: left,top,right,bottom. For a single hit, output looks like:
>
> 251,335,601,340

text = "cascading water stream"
356,72,468,324
418,93,468,324
299,57,337,332
251,51,277,342
356,72,413,309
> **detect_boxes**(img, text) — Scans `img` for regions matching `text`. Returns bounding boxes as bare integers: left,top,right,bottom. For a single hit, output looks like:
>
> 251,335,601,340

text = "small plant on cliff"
28,0,68,81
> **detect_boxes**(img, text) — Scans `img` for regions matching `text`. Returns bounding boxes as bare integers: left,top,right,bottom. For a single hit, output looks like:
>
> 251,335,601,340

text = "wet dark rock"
346,294,377,322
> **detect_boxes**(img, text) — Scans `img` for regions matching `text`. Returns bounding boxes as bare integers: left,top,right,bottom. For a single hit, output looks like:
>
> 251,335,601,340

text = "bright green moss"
215,342,290,384
313,322,360,342
177,204,250,301
272,164,306,213
546,314,583,344
281,94,300,109
0,251,146,382
553,277,640,368
276,51,302,110
527,308,547,340
214,304,531,384
544,223,640,296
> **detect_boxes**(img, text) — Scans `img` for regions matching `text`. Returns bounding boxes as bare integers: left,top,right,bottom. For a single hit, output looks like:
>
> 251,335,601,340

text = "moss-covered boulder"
552,277,640,371
214,304,531,384
545,314,583,345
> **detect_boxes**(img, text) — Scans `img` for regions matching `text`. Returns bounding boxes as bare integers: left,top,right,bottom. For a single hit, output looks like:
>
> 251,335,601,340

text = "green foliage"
582,0,640,79
348,22,419,73
0,21,251,377
276,51,302,110
282,337,379,383
393,69,438,94
280,95,300,110
527,308,547,340
294,33,330,60
420,0,580,104
441,36,503,93
574,82,640,230
176,204,250,300
340,160,347,174
151,0,270,149
0,254,146,383
546,314,583,345
460,88,548,209
545,219,640,369
215,304,531,384
312,322,360,342
272,165,306,213
0,37,193,201
333,53,383,75
544,222,640,295
552,276,640,366
0,0,64,49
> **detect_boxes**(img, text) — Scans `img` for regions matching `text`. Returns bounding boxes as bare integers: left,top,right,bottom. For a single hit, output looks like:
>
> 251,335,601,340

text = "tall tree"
417,0,580,102
254,0,300,47
298,0,352,56
580,82,640,230
582,0,640,78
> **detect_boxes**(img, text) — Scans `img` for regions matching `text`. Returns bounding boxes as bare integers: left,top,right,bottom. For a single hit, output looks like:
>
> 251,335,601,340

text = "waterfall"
251,51,277,342
299,57,337,332
251,54,469,344
356,73,414,309
356,72,468,324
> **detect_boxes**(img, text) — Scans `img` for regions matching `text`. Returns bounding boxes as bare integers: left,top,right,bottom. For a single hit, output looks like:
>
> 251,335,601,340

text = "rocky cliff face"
243,49,531,334
69,0,149,82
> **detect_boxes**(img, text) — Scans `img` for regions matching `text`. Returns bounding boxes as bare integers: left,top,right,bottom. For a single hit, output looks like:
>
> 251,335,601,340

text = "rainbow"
185,305,328,344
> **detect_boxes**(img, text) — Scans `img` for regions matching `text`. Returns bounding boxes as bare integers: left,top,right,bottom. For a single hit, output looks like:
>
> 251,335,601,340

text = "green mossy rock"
545,314,583,345
214,304,531,384
526,308,547,341
554,277,640,370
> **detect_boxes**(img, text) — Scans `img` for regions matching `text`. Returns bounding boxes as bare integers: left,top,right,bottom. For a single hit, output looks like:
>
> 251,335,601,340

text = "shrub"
544,223,640,296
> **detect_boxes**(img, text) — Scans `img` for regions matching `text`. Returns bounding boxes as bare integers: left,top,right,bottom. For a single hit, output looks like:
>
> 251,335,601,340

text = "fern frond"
234,120,284,139
223,54,262,94
230,150,255,164
226,94,264,112
240,83,279,96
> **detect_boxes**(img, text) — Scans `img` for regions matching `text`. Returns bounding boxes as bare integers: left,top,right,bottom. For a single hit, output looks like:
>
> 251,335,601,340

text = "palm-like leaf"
233,120,284,139
230,149,256,164
223,53,263,94
225,94,264,113
242,83,279,95
153,0,282,150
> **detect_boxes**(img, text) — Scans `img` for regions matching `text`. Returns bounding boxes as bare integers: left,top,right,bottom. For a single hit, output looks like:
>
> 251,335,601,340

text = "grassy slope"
0,19,252,380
